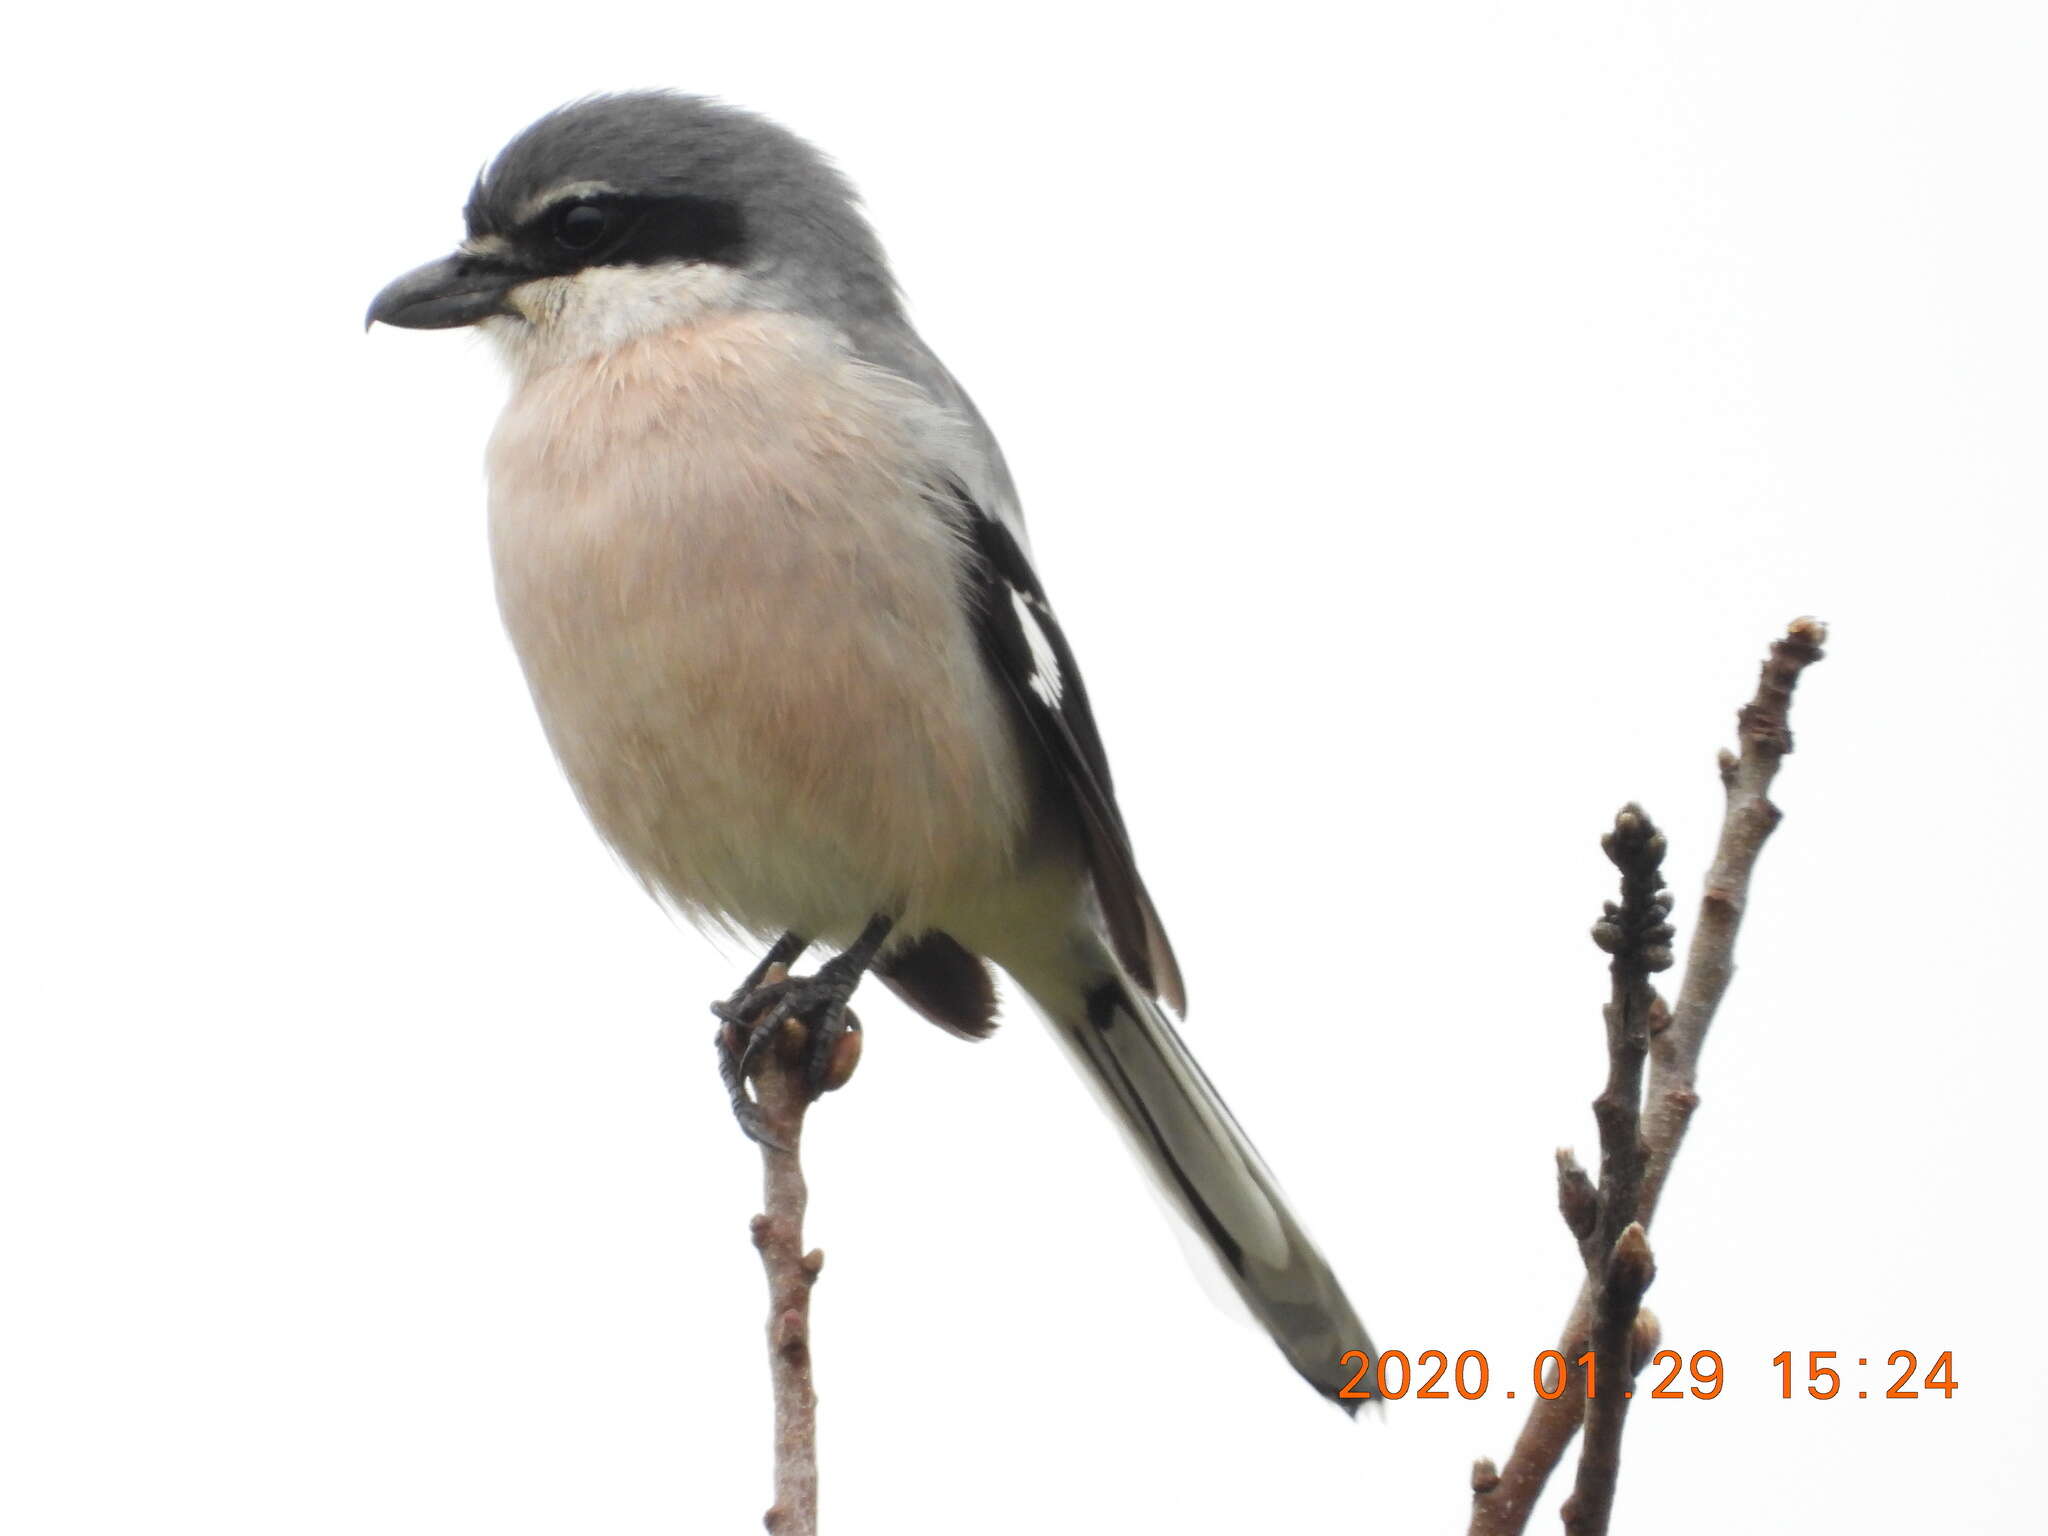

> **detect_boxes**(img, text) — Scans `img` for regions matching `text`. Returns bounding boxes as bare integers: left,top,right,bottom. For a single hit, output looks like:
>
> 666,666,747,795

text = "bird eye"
553,202,612,251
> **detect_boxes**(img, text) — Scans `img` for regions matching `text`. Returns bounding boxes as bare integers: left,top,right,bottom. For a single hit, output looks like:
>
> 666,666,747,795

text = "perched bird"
368,91,1372,1408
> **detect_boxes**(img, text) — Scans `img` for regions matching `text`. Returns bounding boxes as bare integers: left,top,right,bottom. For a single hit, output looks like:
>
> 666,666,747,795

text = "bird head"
367,92,897,372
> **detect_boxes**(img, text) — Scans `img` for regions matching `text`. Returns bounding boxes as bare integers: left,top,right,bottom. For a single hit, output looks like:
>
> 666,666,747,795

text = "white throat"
482,262,763,377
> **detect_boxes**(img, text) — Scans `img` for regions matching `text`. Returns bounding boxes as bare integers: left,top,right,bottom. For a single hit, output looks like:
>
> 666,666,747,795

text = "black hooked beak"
365,251,522,331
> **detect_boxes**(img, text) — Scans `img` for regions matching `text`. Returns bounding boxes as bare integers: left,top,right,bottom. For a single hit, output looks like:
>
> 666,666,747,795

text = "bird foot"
713,966,863,1146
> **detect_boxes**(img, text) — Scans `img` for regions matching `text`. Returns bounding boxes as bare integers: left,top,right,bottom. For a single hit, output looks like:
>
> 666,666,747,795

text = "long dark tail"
1020,950,1375,1412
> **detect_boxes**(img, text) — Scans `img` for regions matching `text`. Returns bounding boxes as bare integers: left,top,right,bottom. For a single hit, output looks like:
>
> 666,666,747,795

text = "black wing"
944,484,1186,1013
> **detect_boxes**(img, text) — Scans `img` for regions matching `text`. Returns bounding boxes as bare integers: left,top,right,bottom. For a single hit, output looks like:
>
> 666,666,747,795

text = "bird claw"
713,969,858,1138
710,918,887,1141
727,1092,790,1152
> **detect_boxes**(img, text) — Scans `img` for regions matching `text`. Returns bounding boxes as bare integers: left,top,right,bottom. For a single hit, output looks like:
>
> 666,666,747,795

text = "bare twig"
732,966,862,1536
1467,619,1827,1536
1555,808,1676,1535
1562,1224,1657,1536
1639,618,1827,1219
1587,807,1674,1262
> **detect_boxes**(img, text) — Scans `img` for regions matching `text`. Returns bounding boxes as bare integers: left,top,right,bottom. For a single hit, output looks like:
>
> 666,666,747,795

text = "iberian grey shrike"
368,91,1373,1409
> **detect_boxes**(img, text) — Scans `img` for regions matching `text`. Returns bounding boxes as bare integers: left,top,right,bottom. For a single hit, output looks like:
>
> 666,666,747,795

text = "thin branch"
1587,806,1674,1262
730,966,863,1536
1639,618,1827,1220
1467,618,1827,1536
1556,807,1675,1535
1562,1225,1657,1536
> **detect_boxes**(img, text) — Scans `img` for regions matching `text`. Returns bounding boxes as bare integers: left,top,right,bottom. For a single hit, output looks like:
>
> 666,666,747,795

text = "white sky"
6,3,2044,1531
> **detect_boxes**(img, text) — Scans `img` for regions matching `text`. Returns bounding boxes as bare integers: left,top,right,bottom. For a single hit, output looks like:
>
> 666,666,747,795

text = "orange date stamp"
1335,1348,1958,1402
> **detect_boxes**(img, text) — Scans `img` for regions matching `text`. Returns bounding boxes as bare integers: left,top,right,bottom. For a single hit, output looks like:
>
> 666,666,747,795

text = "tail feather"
1021,954,1375,1412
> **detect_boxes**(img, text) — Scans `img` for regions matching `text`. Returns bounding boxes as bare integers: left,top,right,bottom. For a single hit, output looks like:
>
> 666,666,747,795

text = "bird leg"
713,917,893,1142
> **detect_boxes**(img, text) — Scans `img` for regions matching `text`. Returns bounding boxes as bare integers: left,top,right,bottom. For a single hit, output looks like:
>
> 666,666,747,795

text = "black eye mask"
519,193,750,274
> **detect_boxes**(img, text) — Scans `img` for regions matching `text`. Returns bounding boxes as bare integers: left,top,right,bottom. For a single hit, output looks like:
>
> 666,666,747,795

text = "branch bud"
1630,1307,1663,1372
1605,1222,1657,1304
817,1016,862,1092
1555,1149,1598,1241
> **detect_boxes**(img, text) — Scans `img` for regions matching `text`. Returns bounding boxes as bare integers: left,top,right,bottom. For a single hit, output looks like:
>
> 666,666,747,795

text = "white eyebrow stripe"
460,233,513,259
513,180,622,225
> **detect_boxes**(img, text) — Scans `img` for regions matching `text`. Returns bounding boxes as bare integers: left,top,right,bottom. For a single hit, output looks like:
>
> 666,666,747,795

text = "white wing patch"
1008,584,1064,706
